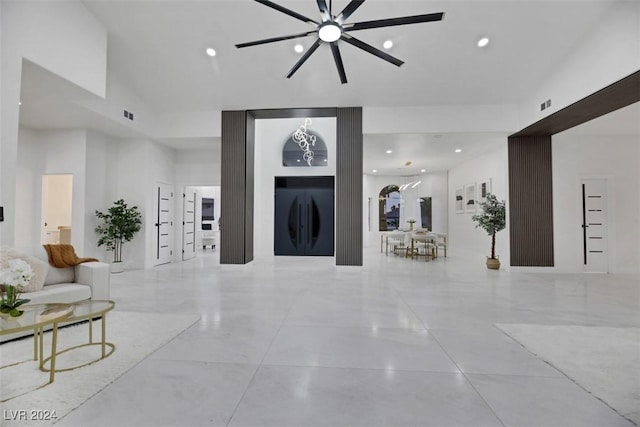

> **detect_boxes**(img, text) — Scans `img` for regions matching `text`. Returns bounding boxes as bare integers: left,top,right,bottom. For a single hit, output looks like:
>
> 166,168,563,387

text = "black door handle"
298,204,303,245
307,203,311,246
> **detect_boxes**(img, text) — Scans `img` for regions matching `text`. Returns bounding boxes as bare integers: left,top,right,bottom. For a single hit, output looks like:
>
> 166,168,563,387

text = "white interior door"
182,189,197,260
582,179,608,273
154,182,173,266
41,174,73,244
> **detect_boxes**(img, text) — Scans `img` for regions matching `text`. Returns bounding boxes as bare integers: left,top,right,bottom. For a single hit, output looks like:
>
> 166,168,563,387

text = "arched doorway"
379,185,401,231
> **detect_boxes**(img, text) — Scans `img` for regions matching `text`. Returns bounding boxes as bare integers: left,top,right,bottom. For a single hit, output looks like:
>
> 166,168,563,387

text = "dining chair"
408,232,434,261
386,231,407,256
433,232,447,258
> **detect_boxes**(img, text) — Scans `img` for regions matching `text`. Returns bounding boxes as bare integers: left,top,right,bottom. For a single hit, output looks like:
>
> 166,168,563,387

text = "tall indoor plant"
471,193,506,269
95,199,142,272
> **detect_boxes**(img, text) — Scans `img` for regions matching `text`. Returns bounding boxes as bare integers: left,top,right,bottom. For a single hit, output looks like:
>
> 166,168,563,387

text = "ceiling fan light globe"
319,23,342,42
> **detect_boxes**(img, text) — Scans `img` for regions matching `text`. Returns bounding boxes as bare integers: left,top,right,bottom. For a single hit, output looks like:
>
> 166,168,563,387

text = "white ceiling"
81,0,614,112
16,0,633,175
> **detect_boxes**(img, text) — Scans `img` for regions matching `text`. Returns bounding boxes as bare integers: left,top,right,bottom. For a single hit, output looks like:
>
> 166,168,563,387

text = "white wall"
447,144,509,266
111,138,176,270
1,1,107,246
254,117,337,259
552,134,639,274
15,125,186,269
84,131,118,261
174,148,220,186
363,105,520,135
363,172,448,248
14,127,41,248
14,128,88,253
1,1,107,98
520,1,640,128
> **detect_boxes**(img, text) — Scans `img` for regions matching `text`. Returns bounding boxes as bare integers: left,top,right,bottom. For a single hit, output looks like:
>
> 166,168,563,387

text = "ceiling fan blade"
345,12,444,31
330,42,348,84
316,0,330,21
336,0,366,24
236,31,317,48
341,35,404,67
286,39,322,79
254,0,319,25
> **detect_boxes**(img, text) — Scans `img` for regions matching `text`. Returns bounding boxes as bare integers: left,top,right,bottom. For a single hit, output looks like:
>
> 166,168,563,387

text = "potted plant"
95,199,142,273
0,259,33,318
471,193,506,270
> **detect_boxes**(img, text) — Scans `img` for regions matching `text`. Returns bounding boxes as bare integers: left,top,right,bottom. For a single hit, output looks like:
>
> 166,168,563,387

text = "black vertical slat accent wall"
245,113,255,263
508,135,554,266
221,111,251,264
336,107,363,266
221,107,363,266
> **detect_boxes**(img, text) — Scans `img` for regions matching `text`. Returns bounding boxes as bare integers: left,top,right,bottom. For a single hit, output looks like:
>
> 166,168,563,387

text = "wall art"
478,179,492,205
455,186,464,214
465,183,477,213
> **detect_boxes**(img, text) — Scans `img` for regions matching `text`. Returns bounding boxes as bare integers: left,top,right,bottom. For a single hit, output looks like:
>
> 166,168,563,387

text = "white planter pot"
110,262,124,274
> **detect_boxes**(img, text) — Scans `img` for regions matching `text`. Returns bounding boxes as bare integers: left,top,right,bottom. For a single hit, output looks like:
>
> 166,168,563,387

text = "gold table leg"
101,314,107,358
48,323,59,383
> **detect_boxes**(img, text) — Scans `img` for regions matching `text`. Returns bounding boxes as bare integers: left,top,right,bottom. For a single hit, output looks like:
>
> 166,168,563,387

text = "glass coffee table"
0,303,74,393
40,300,115,373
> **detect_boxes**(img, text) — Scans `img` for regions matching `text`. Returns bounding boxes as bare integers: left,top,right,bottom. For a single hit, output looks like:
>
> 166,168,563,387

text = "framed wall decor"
478,179,492,205
455,186,464,213
465,183,477,213
282,119,328,167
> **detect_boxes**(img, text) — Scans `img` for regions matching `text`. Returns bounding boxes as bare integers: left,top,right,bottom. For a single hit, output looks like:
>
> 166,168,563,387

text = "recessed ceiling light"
294,44,304,53
383,40,393,49
421,169,426,173
455,148,462,153
385,150,392,154
206,48,216,57
477,37,489,47
372,169,377,173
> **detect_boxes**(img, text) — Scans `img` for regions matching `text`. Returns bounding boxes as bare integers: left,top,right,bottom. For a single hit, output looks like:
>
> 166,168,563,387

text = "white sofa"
1,246,110,342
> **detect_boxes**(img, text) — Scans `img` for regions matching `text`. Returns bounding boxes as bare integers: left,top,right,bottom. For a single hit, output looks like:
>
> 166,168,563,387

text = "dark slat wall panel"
336,107,363,266
221,111,249,264
513,70,640,137
508,135,554,266
244,114,255,263
222,107,363,265
507,71,638,267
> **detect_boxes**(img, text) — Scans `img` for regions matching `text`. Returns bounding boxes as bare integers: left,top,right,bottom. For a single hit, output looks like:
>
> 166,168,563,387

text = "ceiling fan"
235,0,444,84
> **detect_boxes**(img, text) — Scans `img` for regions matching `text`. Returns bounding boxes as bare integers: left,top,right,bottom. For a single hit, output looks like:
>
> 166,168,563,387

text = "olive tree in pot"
95,199,142,273
471,193,506,270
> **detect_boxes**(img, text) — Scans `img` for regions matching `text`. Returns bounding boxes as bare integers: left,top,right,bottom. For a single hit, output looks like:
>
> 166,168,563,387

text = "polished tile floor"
59,248,639,426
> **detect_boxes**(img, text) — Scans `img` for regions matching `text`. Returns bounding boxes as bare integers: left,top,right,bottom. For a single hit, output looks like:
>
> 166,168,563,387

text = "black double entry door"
274,176,334,256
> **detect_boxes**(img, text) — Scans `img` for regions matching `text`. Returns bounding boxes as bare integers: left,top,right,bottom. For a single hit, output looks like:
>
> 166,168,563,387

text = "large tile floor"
59,248,639,426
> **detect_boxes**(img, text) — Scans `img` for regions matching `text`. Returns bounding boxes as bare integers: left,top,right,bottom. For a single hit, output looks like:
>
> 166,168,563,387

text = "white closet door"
182,190,197,260
582,179,608,273
154,182,173,266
